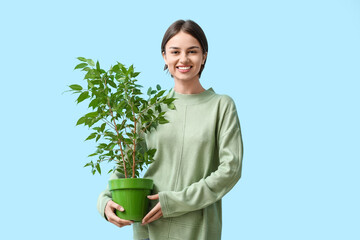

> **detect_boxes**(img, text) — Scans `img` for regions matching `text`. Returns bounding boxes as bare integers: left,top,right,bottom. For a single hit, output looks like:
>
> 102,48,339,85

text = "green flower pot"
109,178,153,221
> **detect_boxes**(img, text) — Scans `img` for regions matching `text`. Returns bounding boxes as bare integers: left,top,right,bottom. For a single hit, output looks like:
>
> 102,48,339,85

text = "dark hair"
161,19,208,78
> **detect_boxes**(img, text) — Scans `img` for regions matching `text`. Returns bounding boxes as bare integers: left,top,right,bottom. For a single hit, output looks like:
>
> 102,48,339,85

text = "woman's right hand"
105,200,134,228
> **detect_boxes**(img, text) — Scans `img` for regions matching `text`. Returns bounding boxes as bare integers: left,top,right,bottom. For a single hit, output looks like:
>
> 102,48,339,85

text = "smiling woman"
162,31,207,91
161,20,208,94
97,19,244,240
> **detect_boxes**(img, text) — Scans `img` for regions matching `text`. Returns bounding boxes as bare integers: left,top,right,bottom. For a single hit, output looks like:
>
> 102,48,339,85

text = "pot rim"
109,178,153,190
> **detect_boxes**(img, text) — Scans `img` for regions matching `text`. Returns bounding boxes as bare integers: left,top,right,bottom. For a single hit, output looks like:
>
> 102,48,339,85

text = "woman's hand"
105,200,134,228
142,194,163,225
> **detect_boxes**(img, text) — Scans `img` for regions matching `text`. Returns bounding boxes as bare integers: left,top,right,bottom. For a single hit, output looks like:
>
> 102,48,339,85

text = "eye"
189,50,197,54
171,51,179,54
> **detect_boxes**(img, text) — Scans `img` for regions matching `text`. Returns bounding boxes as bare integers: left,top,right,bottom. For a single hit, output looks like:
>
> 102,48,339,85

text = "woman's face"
163,31,207,83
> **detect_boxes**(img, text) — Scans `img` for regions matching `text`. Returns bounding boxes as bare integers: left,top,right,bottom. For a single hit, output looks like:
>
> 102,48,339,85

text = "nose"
179,52,189,64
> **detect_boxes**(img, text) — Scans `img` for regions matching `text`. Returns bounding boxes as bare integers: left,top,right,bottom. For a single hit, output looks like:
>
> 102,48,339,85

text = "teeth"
178,66,191,70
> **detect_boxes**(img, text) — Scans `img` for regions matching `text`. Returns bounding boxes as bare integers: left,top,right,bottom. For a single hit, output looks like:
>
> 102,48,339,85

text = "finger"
108,214,134,227
142,210,162,225
109,200,125,212
111,219,132,228
142,203,162,224
106,208,126,225
147,194,159,200
142,205,159,223
114,218,134,227
106,201,133,227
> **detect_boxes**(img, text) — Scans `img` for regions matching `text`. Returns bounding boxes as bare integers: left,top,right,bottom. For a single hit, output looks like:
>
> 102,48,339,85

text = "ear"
202,52,208,65
162,51,168,64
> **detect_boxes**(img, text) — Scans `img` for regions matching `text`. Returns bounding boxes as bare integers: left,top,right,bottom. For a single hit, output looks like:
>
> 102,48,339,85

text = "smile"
176,66,192,73
177,66,191,70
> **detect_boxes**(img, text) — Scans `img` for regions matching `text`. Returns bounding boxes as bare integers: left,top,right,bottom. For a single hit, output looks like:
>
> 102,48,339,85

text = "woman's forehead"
166,32,201,48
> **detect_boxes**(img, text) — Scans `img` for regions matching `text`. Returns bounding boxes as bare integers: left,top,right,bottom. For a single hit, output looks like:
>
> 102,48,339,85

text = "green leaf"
108,143,116,150
77,91,89,103
150,96,157,105
96,163,102,174
111,64,120,73
107,80,117,88
69,84,83,91
87,80,94,88
158,118,169,124
156,84,161,91
128,65,134,74
87,59,95,66
155,90,166,99
147,87,152,96
100,123,106,132
88,99,98,109
76,116,86,125
124,138,132,145
85,111,98,118
77,57,87,62
121,65,127,74
74,63,88,70
88,153,98,157
96,61,100,71
98,143,107,149
148,148,156,156
85,133,97,141
167,103,175,110
84,162,92,167
163,98,175,104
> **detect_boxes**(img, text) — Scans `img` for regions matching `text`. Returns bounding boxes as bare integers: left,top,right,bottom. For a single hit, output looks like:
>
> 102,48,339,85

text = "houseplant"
68,57,175,221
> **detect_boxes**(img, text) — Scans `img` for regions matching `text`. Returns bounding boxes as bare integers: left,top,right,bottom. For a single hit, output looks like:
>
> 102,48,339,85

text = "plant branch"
130,88,137,178
104,75,128,178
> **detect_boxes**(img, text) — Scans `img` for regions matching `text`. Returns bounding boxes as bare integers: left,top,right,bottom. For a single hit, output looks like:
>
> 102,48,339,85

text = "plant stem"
104,75,128,178
130,89,137,178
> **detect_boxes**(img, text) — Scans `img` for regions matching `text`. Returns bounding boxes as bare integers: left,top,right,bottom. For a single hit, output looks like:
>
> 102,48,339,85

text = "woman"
97,19,244,240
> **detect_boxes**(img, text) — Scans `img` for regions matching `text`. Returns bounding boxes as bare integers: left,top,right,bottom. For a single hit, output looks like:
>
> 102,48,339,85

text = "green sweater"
97,88,243,240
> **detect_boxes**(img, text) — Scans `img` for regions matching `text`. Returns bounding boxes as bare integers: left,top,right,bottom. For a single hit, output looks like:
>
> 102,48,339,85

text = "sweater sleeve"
159,97,244,218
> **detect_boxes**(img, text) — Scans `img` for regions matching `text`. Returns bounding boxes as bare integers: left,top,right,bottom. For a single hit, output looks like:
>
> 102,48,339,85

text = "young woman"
97,19,244,240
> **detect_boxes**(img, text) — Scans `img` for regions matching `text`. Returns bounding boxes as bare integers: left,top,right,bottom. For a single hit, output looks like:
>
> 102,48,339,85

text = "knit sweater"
97,88,243,240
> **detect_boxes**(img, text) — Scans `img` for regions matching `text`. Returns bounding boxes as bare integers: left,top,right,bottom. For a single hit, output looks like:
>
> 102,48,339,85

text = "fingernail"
120,207,124,211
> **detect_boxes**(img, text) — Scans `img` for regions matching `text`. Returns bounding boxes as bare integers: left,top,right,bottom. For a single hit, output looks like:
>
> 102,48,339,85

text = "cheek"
168,59,178,68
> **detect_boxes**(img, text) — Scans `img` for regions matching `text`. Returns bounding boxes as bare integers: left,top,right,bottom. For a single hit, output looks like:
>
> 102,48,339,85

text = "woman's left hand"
142,194,163,225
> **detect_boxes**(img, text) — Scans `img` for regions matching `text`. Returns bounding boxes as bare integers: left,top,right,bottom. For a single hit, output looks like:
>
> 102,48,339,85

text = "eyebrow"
169,46,200,50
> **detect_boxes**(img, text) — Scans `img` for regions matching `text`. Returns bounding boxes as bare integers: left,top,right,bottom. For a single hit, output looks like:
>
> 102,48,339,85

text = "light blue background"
1,0,359,239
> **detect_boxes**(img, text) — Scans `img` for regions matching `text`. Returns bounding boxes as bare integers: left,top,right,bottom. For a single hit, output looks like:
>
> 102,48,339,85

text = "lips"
176,65,192,73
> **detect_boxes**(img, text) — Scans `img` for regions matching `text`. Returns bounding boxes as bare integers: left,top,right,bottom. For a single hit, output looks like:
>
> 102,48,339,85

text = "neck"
173,78,205,94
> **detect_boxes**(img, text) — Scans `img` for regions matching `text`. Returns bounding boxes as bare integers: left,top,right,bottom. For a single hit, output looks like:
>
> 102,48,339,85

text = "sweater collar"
168,87,216,105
